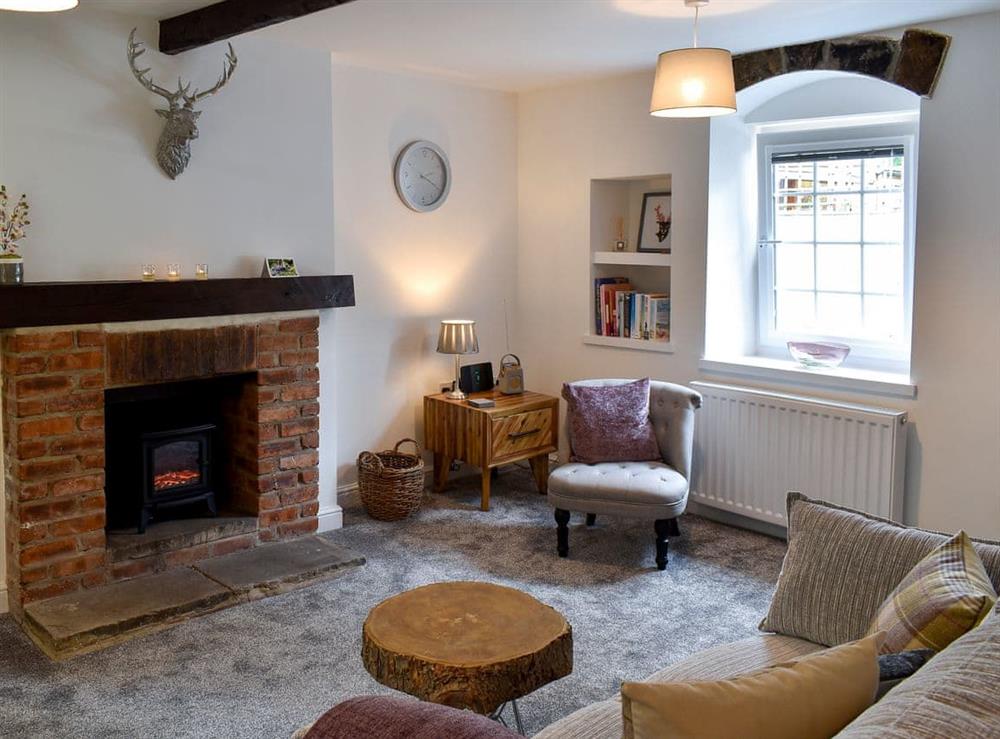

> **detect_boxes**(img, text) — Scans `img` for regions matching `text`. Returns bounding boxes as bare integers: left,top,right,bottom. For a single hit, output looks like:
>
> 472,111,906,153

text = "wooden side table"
424,389,558,511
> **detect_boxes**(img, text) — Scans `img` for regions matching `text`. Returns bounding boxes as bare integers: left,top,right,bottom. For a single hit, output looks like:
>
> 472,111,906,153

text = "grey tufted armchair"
547,379,702,570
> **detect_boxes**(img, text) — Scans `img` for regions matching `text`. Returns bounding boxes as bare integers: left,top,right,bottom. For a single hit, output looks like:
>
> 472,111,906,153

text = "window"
757,134,915,367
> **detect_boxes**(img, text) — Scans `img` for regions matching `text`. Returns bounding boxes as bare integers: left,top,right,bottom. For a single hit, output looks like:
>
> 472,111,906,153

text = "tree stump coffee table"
362,581,573,734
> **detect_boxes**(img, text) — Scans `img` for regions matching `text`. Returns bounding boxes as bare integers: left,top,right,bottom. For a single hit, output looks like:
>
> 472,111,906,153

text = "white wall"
518,12,1000,539
0,6,339,609
517,73,710,398
330,63,518,486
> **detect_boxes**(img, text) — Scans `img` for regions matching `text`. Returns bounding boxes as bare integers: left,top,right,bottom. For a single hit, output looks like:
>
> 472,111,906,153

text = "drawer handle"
508,428,541,440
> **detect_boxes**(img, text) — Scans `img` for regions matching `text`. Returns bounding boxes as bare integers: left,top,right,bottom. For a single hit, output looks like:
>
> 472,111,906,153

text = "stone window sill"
699,356,916,399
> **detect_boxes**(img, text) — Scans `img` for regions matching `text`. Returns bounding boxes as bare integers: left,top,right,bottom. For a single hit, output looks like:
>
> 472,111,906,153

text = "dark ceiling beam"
159,0,355,55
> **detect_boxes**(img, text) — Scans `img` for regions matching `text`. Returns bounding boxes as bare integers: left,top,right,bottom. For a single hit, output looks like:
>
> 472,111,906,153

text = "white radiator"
690,382,908,527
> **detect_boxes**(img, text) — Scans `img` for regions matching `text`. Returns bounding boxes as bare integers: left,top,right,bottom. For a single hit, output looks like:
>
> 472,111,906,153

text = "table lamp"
437,319,479,399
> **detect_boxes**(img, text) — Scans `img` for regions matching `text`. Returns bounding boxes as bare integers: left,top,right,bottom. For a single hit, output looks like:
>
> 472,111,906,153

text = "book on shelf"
593,276,628,335
593,277,669,341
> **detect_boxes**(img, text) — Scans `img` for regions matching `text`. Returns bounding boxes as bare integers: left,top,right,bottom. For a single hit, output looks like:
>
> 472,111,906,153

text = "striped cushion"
760,493,1000,647
866,531,996,653
839,606,1000,738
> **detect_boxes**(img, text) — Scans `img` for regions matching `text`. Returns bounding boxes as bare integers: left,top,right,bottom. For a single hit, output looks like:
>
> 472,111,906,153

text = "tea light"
141,264,156,282
195,263,209,280
166,263,181,282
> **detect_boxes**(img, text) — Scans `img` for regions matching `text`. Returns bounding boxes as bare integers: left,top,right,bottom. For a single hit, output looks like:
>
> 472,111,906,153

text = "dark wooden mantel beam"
159,0,355,55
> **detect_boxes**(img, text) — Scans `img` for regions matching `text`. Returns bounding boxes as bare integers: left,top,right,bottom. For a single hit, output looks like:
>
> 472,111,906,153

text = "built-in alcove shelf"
582,335,674,353
0,275,355,329
588,174,673,352
592,251,672,267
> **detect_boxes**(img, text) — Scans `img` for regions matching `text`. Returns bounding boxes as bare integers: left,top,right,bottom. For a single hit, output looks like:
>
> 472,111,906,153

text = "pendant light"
650,0,736,118
0,0,78,10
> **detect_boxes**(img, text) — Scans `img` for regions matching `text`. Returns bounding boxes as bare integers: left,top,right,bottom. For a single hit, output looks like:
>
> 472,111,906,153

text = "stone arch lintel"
733,28,951,99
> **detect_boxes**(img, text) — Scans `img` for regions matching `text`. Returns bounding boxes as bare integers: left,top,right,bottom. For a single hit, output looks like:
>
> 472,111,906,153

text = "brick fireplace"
2,314,323,619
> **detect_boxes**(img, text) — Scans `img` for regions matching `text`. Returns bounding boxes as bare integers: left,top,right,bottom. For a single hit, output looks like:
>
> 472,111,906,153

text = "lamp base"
447,354,466,400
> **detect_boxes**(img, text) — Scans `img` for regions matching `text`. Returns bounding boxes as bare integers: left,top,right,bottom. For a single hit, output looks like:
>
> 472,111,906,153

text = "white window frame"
755,122,917,372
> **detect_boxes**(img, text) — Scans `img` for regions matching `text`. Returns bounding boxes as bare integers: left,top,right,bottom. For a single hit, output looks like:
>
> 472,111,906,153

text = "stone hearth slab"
107,515,258,562
194,535,365,600
23,568,235,660
22,536,365,660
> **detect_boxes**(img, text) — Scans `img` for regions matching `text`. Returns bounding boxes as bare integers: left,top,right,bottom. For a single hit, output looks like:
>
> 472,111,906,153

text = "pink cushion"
304,696,519,739
562,378,661,464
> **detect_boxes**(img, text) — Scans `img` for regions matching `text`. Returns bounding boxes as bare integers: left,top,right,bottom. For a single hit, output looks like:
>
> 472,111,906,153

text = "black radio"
459,361,495,394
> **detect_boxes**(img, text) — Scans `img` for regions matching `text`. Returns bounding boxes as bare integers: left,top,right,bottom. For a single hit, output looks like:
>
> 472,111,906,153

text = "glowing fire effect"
154,469,201,491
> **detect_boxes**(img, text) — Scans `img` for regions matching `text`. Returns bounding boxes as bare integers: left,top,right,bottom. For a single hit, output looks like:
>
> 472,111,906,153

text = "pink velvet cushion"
304,696,519,739
562,378,661,464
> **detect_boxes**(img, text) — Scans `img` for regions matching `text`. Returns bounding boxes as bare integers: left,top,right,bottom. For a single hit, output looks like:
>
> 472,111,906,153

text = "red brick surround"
2,315,321,618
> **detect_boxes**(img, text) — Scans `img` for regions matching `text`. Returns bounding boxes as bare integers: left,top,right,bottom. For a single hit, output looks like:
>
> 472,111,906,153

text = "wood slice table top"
362,581,573,714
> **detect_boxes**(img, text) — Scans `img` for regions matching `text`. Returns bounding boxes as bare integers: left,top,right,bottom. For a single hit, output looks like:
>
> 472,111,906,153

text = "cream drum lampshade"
0,0,78,10
650,47,736,118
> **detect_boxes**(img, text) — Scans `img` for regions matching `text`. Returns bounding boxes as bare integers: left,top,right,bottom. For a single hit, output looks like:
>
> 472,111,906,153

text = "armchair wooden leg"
654,519,670,570
585,513,596,527
667,517,680,537
555,508,570,558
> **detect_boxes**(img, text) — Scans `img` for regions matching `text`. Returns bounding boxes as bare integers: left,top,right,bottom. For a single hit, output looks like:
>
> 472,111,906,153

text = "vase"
0,258,23,285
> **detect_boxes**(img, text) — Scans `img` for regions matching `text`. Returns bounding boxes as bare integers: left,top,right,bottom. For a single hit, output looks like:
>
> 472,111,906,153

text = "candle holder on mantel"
195,264,209,280
141,264,156,282
166,264,181,282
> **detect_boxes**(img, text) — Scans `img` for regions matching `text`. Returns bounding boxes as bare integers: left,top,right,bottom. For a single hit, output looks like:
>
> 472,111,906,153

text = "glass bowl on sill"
787,341,851,369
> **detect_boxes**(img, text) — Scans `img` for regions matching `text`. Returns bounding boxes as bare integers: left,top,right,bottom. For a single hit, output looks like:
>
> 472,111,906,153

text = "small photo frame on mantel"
262,258,299,278
636,192,672,254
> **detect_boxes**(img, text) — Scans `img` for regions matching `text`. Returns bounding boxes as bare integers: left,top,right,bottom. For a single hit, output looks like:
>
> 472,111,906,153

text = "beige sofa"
536,496,1000,739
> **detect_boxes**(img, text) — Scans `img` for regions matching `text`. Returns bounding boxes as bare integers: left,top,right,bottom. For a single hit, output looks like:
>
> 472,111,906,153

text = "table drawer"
491,408,554,460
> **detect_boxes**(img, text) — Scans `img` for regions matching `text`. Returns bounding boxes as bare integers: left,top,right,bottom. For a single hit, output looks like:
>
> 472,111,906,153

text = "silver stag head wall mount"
127,29,238,180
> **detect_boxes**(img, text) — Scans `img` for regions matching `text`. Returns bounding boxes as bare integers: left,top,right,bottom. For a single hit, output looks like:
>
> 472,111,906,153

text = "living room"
1,0,998,737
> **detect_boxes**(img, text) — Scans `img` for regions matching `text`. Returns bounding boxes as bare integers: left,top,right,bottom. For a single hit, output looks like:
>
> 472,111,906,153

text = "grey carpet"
0,466,786,738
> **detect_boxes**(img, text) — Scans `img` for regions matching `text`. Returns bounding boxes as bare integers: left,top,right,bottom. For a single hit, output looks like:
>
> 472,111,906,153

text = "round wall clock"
393,140,451,212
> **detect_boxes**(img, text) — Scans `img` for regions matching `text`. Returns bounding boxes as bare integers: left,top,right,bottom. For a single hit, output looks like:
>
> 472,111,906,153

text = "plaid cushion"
866,531,997,653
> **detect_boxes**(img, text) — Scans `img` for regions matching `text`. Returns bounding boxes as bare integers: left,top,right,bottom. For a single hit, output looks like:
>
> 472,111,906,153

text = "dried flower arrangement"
0,186,30,259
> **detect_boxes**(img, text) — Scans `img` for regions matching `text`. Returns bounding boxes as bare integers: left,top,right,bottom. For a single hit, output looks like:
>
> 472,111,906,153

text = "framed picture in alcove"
636,192,672,253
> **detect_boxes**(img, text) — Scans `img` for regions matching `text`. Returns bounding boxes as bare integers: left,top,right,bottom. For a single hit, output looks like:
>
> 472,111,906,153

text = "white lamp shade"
0,0,78,10
650,47,737,118
436,320,479,355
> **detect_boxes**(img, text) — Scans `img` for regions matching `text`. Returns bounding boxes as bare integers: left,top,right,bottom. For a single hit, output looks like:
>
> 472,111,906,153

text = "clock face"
394,140,451,212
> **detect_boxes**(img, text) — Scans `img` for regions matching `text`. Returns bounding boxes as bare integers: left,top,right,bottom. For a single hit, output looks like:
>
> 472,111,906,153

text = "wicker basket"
357,438,425,521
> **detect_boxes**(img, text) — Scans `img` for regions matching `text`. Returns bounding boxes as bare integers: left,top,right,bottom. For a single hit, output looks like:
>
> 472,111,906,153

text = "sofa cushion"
620,634,881,739
534,635,822,739
866,531,996,653
302,695,520,739
760,493,1000,647
548,461,688,518
838,607,1000,738
562,378,661,464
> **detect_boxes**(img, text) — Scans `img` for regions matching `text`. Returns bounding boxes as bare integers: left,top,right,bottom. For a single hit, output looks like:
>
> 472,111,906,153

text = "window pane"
864,155,904,191
816,193,860,241
816,292,863,336
863,243,903,294
864,294,904,341
775,195,814,242
816,243,861,292
775,243,814,289
776,290,815,333
864,192,904,243
816,159,861,192
774,162,813,193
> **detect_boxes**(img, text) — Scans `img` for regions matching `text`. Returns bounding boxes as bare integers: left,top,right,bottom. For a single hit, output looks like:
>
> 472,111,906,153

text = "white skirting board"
317,505,343,532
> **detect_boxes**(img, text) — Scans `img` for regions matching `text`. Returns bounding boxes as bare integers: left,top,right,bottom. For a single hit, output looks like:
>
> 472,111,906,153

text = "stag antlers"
126,28,238,110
